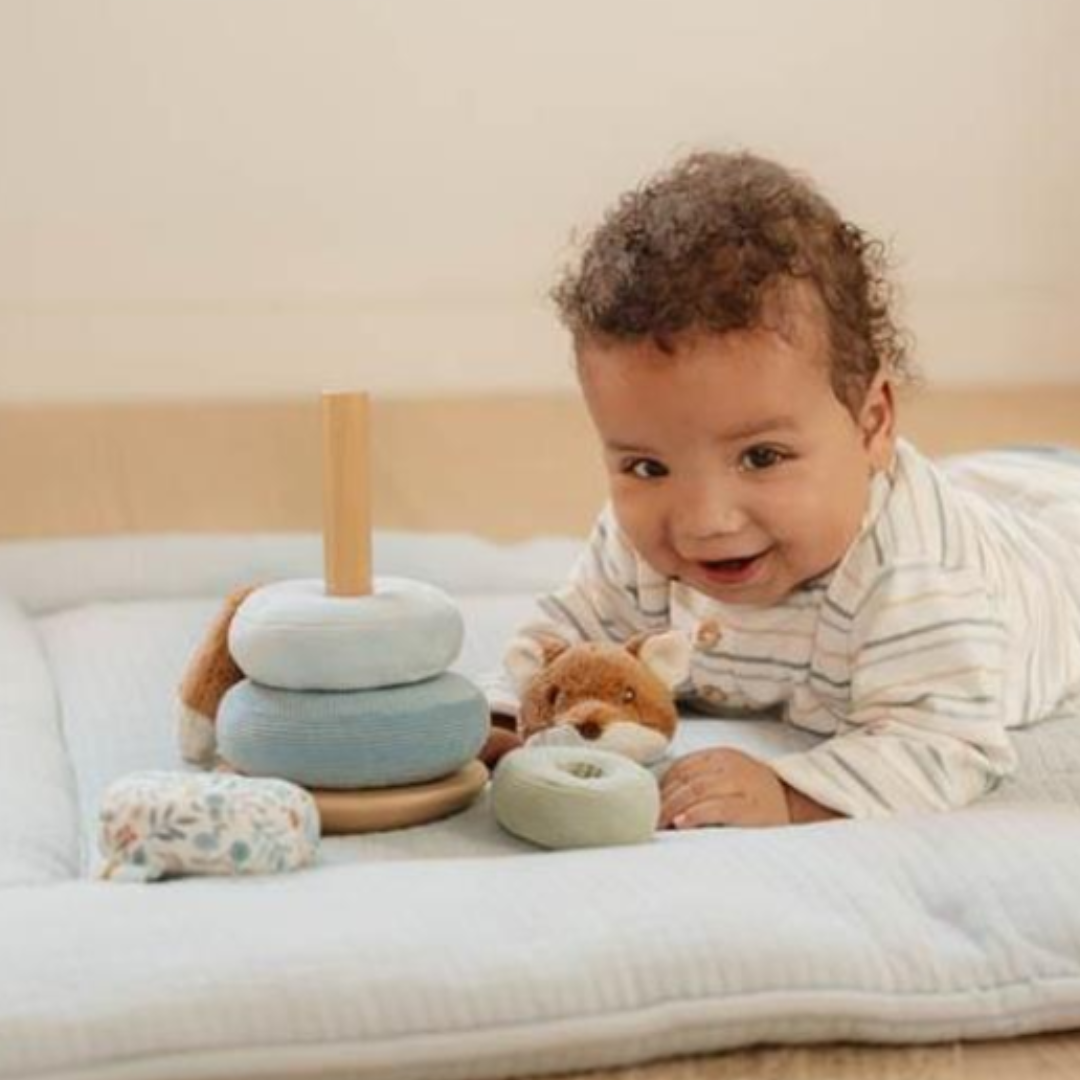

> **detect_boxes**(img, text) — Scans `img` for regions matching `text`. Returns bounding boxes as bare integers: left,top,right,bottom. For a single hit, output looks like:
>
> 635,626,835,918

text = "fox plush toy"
484,630,691,768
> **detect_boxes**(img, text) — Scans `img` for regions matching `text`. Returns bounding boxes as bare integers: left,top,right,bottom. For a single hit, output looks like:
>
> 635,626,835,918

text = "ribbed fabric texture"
491,747,659,849
0,598,79,884
218,674,489,788
229,576,465,691
2,807,1080,1079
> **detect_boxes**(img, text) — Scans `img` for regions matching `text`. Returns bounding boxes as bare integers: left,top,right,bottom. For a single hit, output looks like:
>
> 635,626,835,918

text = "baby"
484,150,1080,828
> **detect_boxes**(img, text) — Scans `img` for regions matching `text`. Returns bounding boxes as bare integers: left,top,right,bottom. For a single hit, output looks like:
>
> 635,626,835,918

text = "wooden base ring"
309,760,489,835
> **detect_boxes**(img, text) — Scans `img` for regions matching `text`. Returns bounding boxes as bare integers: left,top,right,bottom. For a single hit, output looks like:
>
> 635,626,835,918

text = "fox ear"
626,630,691,691
504,633,572,692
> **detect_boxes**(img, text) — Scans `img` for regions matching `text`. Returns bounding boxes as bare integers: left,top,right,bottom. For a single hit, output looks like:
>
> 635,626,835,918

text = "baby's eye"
622,458,668,480
740,445,787,472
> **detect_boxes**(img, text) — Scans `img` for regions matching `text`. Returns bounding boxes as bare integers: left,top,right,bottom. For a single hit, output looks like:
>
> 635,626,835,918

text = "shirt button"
694,618,722,649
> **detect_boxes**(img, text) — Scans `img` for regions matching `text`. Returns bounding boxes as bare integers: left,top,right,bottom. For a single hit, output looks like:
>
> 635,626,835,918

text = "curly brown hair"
552,151,916,412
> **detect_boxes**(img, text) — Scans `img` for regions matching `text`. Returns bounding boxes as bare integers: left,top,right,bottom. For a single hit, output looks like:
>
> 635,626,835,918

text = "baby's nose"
678,486,748,542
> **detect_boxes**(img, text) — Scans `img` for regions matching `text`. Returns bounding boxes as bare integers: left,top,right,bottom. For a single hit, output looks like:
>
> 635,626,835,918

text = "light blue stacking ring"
217,673,489,790
491,747,660,850
229,577,464,691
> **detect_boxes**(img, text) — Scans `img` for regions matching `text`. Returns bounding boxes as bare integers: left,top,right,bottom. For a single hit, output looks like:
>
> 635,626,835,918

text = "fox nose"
577,721,602,741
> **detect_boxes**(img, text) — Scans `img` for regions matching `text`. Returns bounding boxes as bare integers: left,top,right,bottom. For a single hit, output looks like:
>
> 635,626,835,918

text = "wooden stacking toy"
213,392,489,833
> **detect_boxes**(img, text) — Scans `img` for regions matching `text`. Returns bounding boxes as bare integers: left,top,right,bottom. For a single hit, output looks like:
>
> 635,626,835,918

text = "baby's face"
578,324,894,607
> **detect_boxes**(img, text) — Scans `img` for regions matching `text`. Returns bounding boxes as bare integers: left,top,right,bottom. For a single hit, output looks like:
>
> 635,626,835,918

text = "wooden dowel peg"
322,391,372,597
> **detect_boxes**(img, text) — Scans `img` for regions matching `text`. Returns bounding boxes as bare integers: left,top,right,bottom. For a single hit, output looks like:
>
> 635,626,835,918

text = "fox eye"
546,685,561,708
622,687,636,704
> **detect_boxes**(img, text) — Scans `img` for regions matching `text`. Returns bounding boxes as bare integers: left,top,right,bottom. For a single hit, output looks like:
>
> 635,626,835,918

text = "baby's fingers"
665,794,748,830
660,748,749,796
661,751,723,792
660,779,736,829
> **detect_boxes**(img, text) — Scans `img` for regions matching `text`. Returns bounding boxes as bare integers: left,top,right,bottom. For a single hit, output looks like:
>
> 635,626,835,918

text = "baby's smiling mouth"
695,548,772,584
703,554,759,570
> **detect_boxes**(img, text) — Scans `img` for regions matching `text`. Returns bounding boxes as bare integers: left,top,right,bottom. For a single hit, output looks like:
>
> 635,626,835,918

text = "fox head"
504,630,690,765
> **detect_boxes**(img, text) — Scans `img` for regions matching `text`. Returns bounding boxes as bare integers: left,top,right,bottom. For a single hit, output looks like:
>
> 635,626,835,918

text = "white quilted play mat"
2,532,1080,1080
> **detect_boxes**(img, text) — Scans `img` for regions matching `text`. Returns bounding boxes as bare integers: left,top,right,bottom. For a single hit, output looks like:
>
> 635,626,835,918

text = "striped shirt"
484,440,1080,818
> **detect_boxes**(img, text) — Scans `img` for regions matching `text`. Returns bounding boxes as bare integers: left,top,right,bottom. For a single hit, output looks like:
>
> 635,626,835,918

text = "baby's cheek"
774,494,851,560
612,497,674,571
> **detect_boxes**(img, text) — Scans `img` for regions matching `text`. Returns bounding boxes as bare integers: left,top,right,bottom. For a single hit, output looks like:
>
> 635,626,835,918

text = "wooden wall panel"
1,387,1078,541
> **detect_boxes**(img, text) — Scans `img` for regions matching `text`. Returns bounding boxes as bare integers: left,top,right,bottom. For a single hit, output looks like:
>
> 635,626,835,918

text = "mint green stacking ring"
217,673,489,789
491,747,660,850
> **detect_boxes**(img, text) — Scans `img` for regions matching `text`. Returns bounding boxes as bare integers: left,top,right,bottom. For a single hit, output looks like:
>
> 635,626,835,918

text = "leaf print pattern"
98,771,321,882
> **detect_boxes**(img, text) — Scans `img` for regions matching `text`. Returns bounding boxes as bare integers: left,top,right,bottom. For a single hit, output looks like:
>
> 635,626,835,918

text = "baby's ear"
504,632,572,693
626,630,691,691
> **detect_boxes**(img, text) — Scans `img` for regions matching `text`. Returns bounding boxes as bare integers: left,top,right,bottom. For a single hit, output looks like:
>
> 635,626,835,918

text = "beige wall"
1,0,1078,402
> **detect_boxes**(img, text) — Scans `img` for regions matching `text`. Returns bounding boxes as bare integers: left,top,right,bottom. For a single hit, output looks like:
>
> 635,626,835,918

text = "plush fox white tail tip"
176,701,217,766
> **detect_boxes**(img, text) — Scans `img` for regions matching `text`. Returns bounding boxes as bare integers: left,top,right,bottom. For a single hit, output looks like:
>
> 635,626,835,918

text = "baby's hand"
659,748,792,829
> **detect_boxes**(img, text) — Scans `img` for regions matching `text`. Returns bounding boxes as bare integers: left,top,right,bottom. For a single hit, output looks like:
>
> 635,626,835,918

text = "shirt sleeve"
476,505,668,718
770,560,1018,818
